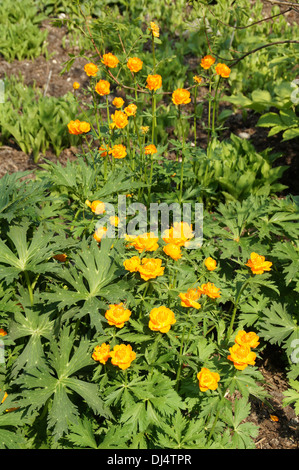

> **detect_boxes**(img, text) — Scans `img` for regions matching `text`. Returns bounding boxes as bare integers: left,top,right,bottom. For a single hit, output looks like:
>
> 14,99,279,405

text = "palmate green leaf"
282,380,299,415
154,411,207,449
0,404,29,449
65,415,98,449
259,302,299,352
222,397,258,449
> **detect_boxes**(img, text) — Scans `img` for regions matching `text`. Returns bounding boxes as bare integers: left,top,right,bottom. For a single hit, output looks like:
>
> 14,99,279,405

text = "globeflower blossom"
95,80,110,96
246,252,272,275
197,368,220,392
200,55,215,70
146,74,162,92
110,344,136,370
215,63,231,78
101,52,119,68
92,343,110,364
127,57,143,73
172,88,191,106
84,62,98,77
105,303,132,329
148,306,176,333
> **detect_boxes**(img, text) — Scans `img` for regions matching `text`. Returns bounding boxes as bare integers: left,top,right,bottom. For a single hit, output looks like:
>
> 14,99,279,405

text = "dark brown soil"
0,5,298,449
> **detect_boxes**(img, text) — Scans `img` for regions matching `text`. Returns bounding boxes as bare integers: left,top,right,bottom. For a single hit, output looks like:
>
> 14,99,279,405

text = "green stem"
207,69,213,146
24,271,34,306
178,105,186,204
106,96,110,127
226,278,250,343
207,390,225,443
151,91,156,145
211,75,222,138
194,85,198,144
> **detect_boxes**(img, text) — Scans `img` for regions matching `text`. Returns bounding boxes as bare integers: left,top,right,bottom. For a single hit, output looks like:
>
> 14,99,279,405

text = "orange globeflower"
0,329,7,336
99,145,110,157
93,226,107,243
92,343,110,364
235,330,260,349
215,63,231,78
162,222,194,247
193,75,202,84
149,21,160,38
227,344,256,371
109,216,120,227
179,288,201,309
129,232,159,253
146,74,162,92
110,144,127,159
197,368,220,392
110,344,136,370
84,62,99,77
138,258,165,281
172,88,191,106
95,80,110,96
102,52,119,68
200,55,215,70
105,303,132,329
111,110,128,129
53,253,67,262
124,104,137,117
112,97,124,108
163,243,182,261
123,255,141,273
127,57,143,73
199,282,221,299
67,120,91,135
149,306,176,333
85,199,105,214
144,144,157,155
73,81,80,90
204,257,217,271
246,252,272,275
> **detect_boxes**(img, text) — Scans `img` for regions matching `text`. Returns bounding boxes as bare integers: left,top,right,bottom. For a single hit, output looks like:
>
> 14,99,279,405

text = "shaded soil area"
0,5,298,450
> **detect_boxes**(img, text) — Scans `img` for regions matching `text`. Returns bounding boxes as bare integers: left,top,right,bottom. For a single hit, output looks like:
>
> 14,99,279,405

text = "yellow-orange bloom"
99,145,111,157
105,303,132,328
179,288,201,309
85,199,106,214
123,256,141,273
53,253,67,262
200,55,215,70
197,368,220,392
193,75,202,84
146,74,162,92
110,344,136,370
141,126,149,134
110,144,127,159
0,329,7,336
109,216,120,227
67,120,91,135
93,226,107,242
215,63,231,78
92,343,110,364
73,81,80,90
138,258,165,281
149,21,160,37
112,97,124,108
163,243,182,261
199,282,221,299
127,57,143,73
84,62,99,77
172,88,191,106
162,222,194,247
149,306,176,333
111,110,128,129
204,257,217,271
124,104,137,117
144,144,157,155
102,52,119,68
235,330,260,349
246,252,272,275
227,344,256,370
95,80,110,96
129,232,159,253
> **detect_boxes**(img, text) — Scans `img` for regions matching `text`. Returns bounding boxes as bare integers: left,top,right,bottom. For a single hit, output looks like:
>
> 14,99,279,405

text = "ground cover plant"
0,0,298,450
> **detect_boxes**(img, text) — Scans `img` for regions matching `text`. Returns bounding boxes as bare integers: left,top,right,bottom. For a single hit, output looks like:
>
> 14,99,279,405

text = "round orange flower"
0,329,7,337
204,257,217,271
162,222,194,247
193,76,202,84
95,80,110,96
101,52,119,68
124,104,137,117
123,256,141,273
85,200,106,214
84,62,98,77
93,226,107,242
112,97,124,108
110,144,127,159
53,253,67,262
179,288,201,309
73,81,80,90
127,57,143,73
129,232,159,253
98,145,110,157
111,110,128,129
215,63,231,78
110,344,136,370
105,303,132,328
163,243,182,261
109,216,120,227
200,55,215,70
138,258,165,281
149,306,176,333
149,22,160,38
246,252,272,275
146,74,162,92
144,144,157,155
198,282,221,299
235,330,260,349
172,88,191,106
92,343,110,364
67,120,91,135
227,344,256,370
197,368,220,392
